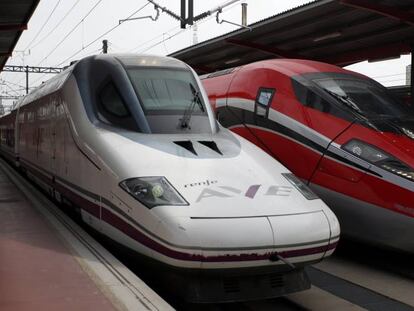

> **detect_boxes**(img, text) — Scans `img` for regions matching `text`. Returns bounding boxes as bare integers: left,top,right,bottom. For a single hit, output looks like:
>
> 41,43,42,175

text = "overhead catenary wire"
12,0,87,88
26,0,105,87
29,47,102,88
30,0,241,87
23,0,63,51
35,0,104,66
54,2,150,67
136,0,241,54
138,28,186,53
127,23,180,52
30,0,82,50
0,79,25,90
30,2,150,88
375,78,407,84
371,72,406,79
2,82,22,96
27,0,242,88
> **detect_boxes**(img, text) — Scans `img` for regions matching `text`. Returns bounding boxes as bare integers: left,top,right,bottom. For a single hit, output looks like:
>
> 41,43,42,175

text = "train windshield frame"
126,66,213,134
293,72,413,121
127,67,205,115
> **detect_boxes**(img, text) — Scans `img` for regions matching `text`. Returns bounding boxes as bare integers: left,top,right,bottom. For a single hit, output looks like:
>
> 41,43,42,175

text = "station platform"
0,160,172,311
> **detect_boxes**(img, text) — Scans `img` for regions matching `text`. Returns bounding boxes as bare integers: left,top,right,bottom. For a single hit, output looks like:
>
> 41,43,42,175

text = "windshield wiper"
323,88,364,115
180,83,205,129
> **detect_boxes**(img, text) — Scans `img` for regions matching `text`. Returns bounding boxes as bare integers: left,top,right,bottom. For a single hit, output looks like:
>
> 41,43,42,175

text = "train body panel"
0,110,17,162
202,58,414,253
0,54,339,302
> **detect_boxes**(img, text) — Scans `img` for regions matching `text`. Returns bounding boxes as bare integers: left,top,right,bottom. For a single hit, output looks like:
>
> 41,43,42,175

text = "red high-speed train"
202,59,414,253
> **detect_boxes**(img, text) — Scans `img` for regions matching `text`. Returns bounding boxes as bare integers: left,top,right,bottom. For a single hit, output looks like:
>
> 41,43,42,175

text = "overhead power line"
55,2,150,67
30,0,82,50
24,0,63,50
139,28,186,53
2,82,21,96
29,2,150,87
135,0,241,54
4,65,64,94
372,72,406,79
36,0,104,66
0,79,25,90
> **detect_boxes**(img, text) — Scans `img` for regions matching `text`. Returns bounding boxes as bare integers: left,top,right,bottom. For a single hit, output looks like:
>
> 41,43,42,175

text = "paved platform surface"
0,161,172,311
0,168,118,311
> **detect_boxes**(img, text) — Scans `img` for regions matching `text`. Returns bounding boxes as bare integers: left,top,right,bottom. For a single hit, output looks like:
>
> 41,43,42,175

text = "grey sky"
0,0,411,106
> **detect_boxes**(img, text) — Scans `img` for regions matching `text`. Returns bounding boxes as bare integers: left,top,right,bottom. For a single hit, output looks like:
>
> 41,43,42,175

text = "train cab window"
292,78,354,122
126,67,212,134
255,88,275,117
294,72,413,123
313,77,411,120
98,81,137,131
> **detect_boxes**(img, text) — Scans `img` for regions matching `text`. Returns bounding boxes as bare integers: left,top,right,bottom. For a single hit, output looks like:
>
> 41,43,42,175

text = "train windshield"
312,75,412,120
127,67,212,134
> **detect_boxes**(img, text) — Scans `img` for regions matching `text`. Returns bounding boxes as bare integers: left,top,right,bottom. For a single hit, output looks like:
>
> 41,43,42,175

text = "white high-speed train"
0,54,339,302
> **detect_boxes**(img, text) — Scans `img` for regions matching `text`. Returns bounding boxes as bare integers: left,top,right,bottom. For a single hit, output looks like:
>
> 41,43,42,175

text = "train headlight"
120,177,188,208
342,139,414,181
282,173,319,200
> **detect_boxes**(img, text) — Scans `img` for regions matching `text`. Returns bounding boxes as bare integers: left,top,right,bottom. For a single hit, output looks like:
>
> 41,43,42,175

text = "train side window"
99,82,130,118
255,88,275,117
97,81,138,131
292,79,353,122
307,90,330,112
292,79,307,105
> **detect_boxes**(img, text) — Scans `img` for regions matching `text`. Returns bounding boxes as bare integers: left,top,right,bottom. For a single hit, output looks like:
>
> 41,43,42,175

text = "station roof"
170,0,414,74
0,0,40,71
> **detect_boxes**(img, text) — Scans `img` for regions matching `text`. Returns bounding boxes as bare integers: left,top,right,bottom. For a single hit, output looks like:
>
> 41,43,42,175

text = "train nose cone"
268,211,334,262
155,210,337,269
185,216,274,249
155,216,276,268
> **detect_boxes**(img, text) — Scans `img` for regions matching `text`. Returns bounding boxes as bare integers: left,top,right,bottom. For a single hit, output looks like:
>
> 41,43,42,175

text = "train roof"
202,59,364,80
16,54,190,109
113,54,189,69
248,59,350,76
17,66,73,108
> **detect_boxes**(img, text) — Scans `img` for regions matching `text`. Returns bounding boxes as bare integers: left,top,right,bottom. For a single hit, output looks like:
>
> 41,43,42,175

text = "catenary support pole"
241,2,247,27
25,65,29,94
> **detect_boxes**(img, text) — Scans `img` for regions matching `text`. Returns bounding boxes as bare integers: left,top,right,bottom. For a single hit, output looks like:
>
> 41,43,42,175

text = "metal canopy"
0,0,40,72
170,0,414,74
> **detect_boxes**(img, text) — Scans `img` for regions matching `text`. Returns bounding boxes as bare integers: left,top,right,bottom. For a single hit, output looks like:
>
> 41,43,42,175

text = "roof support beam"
323,42,411,66
192,64,213,74
0,24,27,31
226,38,303,59
340,0,414,26
411,45,413,108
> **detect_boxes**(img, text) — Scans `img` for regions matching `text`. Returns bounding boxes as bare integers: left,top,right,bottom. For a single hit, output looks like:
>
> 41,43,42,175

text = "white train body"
0,54,339,302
